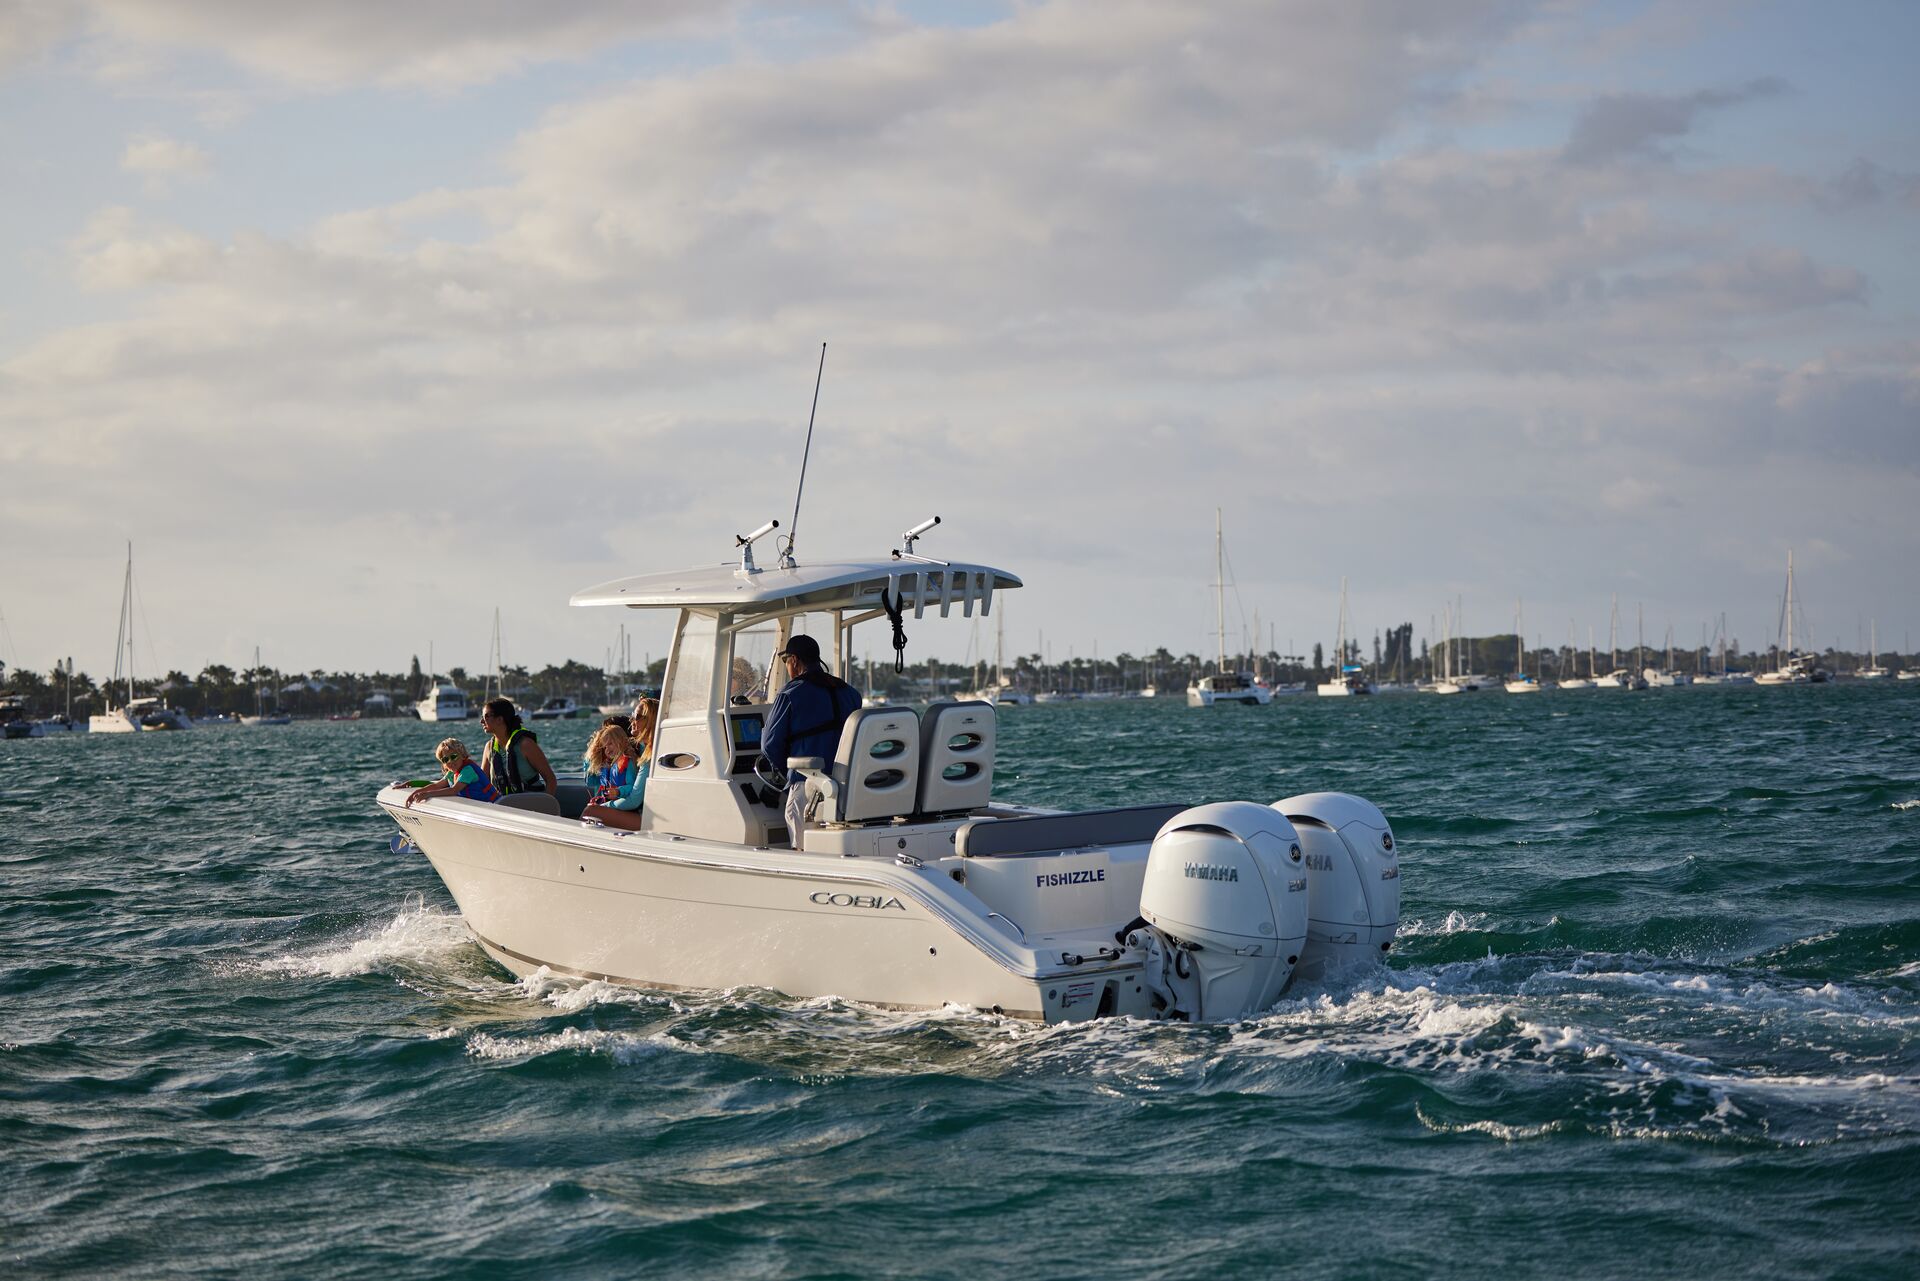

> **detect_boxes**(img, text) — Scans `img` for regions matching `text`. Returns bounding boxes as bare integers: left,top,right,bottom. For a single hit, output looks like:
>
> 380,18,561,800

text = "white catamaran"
381,520,1399,1023
1317,578,1373,697
89,544,191,733
1188,510,1271,707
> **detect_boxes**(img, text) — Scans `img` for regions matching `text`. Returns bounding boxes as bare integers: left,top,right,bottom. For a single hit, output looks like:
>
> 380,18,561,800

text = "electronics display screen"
730,713,763,752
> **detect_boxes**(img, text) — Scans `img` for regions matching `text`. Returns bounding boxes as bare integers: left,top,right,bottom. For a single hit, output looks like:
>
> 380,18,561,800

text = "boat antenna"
777,342,827,570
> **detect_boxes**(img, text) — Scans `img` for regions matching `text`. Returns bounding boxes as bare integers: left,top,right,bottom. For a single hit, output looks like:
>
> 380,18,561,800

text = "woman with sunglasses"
478,698,559,799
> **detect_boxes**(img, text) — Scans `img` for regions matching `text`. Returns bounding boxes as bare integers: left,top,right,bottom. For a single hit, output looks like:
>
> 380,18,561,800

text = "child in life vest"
582,703,653,830
405,738,502,808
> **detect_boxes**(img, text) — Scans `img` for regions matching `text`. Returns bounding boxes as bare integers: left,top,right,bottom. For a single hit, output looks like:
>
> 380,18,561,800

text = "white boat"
1505,600,1543,693
240,646,292,725
1420,604,1463,694
1317,577,1373,696
1859,621,1888,679
1557,621,1593,689
378,524,1401,1023
415,682,472,721
1188,511,1271,706
530,696,584,720
962,606,1033,706
1189,671,1271,706
1641,625,1692,687
89,545,191,733
1756,550,1817,685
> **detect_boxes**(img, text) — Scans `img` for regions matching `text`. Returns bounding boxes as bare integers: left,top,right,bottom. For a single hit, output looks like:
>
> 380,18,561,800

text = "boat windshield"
729,623,779,704
663,614,717,721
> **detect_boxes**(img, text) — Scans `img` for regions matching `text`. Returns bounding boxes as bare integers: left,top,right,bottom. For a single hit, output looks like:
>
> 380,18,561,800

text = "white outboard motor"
1131,802,1309,1021
1274,792,1400,980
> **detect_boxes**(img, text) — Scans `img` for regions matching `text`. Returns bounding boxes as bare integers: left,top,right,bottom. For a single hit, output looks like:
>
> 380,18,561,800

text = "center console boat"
378,522,1401,1022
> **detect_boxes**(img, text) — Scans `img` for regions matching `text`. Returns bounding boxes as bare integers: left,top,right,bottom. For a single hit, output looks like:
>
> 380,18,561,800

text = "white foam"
1414,1105,1569,1142
518,971,688,1016
251,906,476,980
1520,965,1917,1025
1891,799,1920,811
465,1025,698,1064
1397,910,1489,937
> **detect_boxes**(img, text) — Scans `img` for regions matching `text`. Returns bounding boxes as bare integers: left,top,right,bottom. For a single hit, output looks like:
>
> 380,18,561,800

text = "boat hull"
381,789,1148,1021
1188,686,1271,706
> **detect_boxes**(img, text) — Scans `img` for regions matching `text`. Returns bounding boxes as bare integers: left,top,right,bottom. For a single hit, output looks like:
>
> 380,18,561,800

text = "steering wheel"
752,755,789,793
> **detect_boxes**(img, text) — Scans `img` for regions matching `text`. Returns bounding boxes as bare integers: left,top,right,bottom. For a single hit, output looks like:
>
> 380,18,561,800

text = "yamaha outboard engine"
1131,802,1309,1021
1274,792,1400,980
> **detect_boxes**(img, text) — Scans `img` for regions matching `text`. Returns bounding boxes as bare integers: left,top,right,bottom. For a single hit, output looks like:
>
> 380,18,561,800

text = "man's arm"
762,686,795,771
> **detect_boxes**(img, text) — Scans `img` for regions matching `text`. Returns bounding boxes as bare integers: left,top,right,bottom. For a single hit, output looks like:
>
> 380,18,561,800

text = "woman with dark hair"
479,697,559,798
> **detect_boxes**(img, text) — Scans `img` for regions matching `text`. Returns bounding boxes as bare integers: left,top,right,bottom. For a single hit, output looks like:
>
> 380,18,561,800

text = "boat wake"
248,903,480,981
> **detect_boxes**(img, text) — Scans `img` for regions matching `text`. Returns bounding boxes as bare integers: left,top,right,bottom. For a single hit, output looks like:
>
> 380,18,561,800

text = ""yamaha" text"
1183,863,1239,882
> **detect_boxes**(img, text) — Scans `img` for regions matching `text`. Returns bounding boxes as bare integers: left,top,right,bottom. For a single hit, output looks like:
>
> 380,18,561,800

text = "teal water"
4,686,1918,1278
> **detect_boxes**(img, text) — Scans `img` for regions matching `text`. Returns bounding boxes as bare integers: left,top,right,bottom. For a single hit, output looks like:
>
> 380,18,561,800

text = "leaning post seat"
917,701,995,815
802,705,922,825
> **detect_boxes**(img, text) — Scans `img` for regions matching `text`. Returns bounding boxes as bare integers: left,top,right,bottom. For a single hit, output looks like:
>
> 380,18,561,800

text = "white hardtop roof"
570,557,1023,616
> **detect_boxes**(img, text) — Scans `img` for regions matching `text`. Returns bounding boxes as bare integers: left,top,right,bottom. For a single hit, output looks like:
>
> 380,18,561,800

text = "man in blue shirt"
762,634,862,850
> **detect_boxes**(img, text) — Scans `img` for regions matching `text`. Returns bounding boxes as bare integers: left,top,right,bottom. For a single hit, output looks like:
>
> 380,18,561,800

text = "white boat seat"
955,803,1190,857
801,705,922,825
916,700,995,815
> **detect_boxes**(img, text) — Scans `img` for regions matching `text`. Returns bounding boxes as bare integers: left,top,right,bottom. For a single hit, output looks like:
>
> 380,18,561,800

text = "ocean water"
4,685,1918,1279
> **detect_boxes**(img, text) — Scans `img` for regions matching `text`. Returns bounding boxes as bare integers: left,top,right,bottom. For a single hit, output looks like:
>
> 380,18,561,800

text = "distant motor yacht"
415,683,472,721
530,696,584,720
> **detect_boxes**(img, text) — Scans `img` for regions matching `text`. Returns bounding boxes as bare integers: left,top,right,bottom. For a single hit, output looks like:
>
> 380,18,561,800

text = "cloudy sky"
2,0,1916,681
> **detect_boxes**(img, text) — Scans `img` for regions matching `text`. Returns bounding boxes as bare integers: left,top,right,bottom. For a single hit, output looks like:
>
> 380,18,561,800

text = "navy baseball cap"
777,635,822,663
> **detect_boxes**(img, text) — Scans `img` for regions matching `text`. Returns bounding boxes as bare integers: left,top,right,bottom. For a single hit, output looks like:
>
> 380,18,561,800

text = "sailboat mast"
1214,508,1227,675
995,608,1005,686
119,544,134,704
1774,553,1789,656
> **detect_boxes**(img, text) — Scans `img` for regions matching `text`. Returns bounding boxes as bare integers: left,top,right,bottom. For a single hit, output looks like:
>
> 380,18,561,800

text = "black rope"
881,588,909,674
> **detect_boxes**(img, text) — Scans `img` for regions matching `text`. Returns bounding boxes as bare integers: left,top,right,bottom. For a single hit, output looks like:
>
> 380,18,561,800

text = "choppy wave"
5,687,1920,1278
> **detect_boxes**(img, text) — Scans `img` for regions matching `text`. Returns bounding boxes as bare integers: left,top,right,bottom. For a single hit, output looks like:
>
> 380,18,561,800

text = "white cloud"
0,0,80,72
119,132,211,183
2,1,1917,672
72,0,725,89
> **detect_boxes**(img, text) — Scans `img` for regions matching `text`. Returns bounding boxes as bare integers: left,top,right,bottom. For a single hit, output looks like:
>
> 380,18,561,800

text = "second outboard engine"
1131,802,1309,1021
1274,792,1400,980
